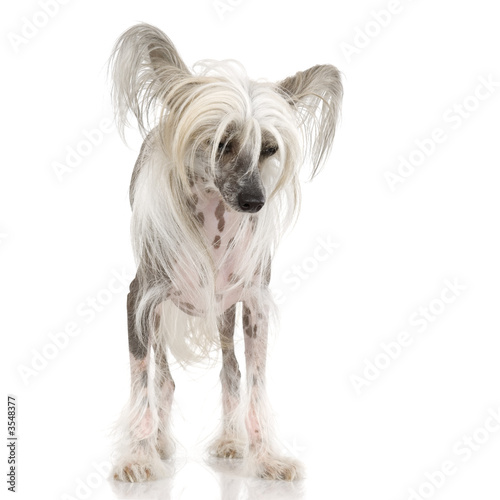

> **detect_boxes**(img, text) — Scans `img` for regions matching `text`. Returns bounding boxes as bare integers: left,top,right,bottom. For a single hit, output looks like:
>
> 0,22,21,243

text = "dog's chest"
194,193,236,254
193,189,244,267
187,186,251,309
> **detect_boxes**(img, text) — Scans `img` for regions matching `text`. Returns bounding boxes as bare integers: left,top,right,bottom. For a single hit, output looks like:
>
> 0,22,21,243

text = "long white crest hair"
108,24,343,364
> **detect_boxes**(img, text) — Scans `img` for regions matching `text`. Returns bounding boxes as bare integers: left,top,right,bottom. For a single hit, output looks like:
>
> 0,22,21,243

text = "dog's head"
111,24,343,213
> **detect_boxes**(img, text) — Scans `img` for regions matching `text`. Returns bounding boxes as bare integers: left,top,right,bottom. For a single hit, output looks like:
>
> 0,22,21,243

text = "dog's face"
182,80,299,214
211,130,278,214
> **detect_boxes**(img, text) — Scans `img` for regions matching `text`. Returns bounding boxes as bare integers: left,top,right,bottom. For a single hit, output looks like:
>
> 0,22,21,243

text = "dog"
109,23,342,482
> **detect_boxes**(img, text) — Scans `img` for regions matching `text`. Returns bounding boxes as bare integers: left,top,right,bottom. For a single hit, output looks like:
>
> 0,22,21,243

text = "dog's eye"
261,145,279,157
218,141,233,154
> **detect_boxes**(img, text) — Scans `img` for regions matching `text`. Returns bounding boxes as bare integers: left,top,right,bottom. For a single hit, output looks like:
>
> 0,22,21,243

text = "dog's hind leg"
209,304,246,458
112,273,171,482
242,298,304,481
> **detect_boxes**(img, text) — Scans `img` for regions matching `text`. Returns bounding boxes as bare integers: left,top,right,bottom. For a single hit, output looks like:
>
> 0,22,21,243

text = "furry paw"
250,454,304,481
112,455,169,483
209,437,245,459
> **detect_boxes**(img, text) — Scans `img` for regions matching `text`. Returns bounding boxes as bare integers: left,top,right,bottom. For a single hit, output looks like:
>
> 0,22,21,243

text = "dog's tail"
108,23,190,139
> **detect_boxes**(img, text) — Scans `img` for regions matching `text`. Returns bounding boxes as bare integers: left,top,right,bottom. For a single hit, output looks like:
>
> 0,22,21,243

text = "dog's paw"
112,455,169,483
209,436,245,459
250,454,304,481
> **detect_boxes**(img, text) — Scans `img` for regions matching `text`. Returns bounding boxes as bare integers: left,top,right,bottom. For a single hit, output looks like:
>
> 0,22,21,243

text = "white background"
2,0,500,499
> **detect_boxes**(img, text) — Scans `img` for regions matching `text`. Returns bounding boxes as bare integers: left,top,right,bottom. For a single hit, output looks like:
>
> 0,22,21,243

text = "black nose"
237,192,265,213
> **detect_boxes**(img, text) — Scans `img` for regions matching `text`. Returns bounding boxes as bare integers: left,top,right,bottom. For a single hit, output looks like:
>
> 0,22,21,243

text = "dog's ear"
146,28,189,75
109,23,191,138
278,64,343,177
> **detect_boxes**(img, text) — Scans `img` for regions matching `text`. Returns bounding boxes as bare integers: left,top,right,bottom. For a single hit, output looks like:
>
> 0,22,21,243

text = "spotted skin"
242,304,256,338
196,212,205,226
215,200,226,232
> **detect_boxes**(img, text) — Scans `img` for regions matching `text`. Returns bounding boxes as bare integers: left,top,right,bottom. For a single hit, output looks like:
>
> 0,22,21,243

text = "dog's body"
109,24,342,482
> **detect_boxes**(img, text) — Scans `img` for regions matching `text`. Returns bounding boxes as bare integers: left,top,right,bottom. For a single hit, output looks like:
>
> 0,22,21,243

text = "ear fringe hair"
278,64,343,177
108,23,190,139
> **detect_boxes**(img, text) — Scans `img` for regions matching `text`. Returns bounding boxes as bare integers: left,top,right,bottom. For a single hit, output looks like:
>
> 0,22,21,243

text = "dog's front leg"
243,298,304,480
112,274,171,482
154,340,176,460
210,304,246,458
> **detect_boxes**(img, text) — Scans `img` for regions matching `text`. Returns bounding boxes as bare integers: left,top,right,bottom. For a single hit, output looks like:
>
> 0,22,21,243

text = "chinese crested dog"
109,23,342,482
